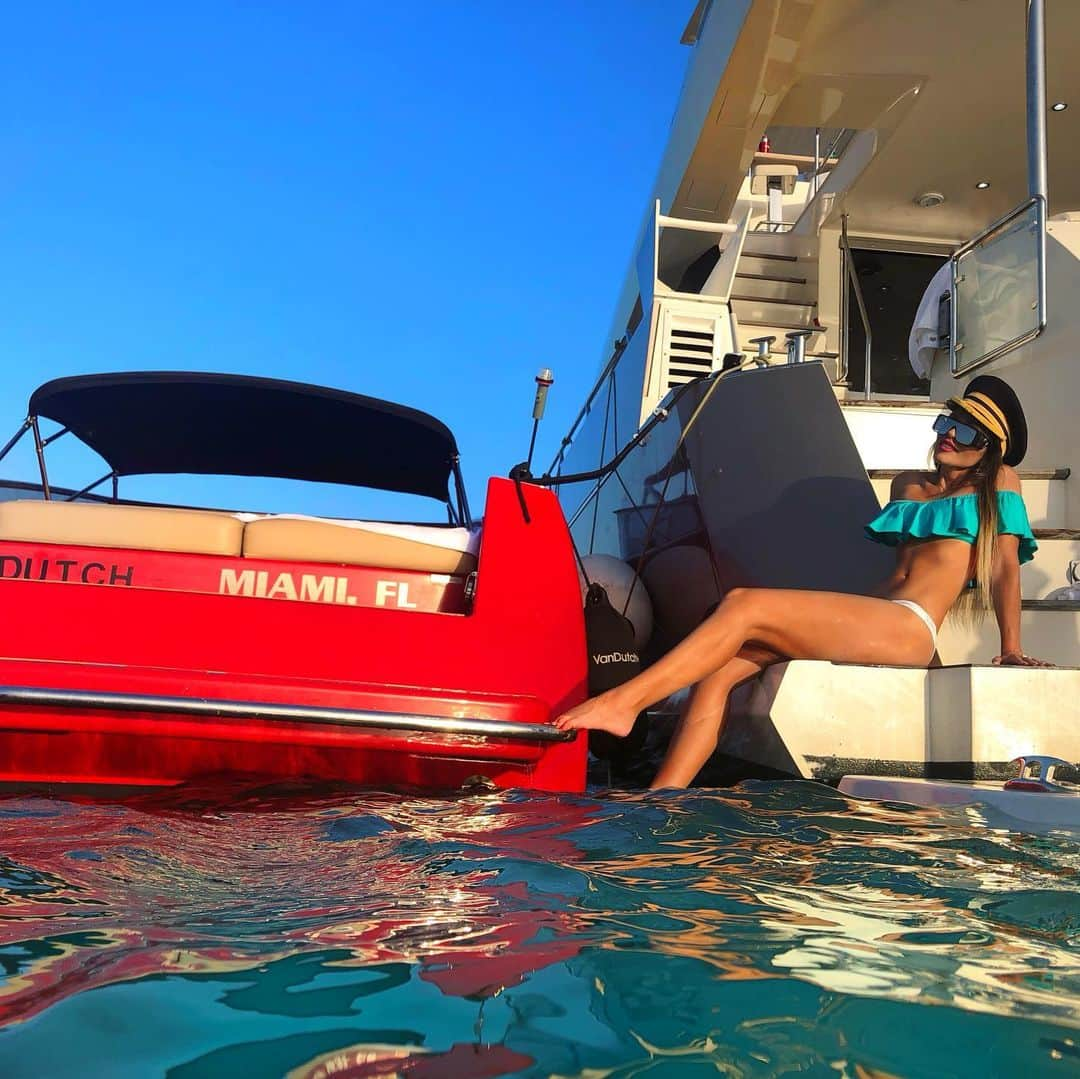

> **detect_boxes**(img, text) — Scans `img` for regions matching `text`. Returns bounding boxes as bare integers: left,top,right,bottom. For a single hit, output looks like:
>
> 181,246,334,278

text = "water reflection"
0,782,1078,1076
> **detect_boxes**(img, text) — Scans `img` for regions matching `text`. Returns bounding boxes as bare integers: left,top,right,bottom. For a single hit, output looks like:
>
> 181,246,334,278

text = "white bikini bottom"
891,598,938,649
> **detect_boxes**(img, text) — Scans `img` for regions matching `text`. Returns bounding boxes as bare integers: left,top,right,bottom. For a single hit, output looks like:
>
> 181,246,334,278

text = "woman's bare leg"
555,587,935,735
650,644,780,790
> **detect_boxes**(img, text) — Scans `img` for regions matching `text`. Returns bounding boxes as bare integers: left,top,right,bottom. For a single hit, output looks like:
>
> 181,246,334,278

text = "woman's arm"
990,543,1053,666
991,469,1052,666
990,533,1025,662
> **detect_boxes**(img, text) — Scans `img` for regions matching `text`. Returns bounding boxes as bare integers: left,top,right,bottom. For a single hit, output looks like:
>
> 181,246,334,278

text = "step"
937,605,1080,667
737,253,803,280
732,297,817,330
739,249,799,263
773,347,839,360
741,325,826,341
731,276,813,303
721,659,1080,781
870,469,1071,479
735,270,808,285
1026,533,1080,596
737,316,820,334
732,292,813,307
843,399,947,409
868,470,1070,529
841,403,943,471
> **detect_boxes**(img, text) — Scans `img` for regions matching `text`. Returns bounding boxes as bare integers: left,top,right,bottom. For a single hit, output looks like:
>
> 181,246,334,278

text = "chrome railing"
949,196,1045,376
0,685,576,743
814,127,851,196
840,214,873,399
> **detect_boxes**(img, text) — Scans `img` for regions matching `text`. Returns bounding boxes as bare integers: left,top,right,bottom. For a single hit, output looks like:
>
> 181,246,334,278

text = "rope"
571,527,592,587
521,358,758,612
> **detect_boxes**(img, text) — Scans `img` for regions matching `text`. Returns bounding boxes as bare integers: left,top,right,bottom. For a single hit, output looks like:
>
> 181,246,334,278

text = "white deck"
721,661,1080,783
838,775,1080,831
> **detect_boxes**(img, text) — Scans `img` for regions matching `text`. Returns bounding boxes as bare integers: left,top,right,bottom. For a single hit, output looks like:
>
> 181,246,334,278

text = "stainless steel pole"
30,417,50,500
813,128,821,197
1027,0,1048,201
1027,0,1049,333
841,215,874,399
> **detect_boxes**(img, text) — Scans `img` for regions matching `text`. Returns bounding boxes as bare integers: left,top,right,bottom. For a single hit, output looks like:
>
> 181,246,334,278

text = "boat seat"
242,516,479,575
0,500,245,556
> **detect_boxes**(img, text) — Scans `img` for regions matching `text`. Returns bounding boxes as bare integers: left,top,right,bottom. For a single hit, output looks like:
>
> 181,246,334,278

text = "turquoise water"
1,781,1079,1077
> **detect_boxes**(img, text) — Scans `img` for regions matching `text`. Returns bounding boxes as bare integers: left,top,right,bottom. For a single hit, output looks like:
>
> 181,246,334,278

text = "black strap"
508,462,532,524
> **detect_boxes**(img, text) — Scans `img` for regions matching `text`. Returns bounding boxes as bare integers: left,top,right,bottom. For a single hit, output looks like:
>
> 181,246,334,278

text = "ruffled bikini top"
865,490,1037,564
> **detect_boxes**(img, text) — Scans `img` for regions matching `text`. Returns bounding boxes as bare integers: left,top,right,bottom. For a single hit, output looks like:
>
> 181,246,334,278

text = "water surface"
1,781,1078,1077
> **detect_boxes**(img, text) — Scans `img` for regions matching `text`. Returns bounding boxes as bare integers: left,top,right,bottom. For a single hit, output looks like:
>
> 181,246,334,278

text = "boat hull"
0,478,588,793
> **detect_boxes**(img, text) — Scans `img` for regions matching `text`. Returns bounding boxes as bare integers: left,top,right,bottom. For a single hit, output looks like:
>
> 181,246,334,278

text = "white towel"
230,512,480,555
908,261,952,379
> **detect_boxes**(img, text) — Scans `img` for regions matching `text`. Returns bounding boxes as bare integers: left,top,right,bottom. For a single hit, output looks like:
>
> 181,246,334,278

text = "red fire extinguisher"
758,134,771,153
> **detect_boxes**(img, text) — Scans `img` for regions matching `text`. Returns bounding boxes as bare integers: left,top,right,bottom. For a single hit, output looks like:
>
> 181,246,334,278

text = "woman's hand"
992,650,1055,668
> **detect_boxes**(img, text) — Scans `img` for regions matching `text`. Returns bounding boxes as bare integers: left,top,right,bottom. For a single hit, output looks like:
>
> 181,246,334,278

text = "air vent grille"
664,319,717,388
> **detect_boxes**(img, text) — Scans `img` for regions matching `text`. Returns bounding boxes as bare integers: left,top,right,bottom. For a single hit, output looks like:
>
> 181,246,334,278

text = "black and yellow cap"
947,374,1027,466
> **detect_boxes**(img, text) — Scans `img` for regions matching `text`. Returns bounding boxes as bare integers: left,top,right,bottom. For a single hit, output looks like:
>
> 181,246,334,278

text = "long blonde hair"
949,438,1003,622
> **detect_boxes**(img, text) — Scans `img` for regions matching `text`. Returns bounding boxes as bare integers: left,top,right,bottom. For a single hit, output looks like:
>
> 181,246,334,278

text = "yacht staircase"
729,234,837,371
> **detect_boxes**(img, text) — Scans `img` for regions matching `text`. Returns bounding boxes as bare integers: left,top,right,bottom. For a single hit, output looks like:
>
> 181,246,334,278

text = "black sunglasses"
932,412,988,450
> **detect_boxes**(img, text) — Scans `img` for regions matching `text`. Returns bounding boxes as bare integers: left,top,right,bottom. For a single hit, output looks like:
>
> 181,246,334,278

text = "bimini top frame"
0,371,472,525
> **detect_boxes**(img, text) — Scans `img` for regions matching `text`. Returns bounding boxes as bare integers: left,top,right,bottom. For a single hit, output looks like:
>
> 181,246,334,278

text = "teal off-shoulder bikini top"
865,490,1038,564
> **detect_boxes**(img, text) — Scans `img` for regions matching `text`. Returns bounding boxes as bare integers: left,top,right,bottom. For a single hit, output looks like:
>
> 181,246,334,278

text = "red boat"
0,372,587,792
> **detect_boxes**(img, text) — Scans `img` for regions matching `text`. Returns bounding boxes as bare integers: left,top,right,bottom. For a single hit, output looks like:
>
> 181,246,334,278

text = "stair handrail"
820,128,851,170
840,214,873,399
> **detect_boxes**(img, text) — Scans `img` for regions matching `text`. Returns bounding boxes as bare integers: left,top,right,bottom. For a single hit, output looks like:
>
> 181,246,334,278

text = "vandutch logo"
591,651,640,665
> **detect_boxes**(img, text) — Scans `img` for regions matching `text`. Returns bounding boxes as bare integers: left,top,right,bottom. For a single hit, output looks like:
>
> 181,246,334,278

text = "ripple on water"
0,781,1078,1077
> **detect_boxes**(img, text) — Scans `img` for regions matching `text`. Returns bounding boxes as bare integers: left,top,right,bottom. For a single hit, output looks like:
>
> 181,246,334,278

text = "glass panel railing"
951,197,1045,375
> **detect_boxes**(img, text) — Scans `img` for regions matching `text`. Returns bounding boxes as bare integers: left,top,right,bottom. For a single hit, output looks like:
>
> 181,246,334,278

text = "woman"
555,375,1050,789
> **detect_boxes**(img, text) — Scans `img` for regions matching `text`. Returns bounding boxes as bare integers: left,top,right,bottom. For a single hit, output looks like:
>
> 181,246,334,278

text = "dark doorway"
845,248,946,396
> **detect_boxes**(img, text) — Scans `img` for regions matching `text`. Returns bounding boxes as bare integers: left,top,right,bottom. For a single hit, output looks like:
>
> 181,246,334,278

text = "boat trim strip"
0,685,575,743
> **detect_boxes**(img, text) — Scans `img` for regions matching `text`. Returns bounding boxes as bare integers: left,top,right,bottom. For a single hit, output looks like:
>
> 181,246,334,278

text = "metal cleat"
785,329,815,365
1004,755,1071,792
747,335,776,366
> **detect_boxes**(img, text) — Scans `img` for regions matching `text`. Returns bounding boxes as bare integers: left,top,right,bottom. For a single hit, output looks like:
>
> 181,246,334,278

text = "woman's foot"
553,690,639,736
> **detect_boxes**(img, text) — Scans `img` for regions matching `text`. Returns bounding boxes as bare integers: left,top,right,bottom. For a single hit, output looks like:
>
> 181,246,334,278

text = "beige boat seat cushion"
0,500,245,556
242,516,479,575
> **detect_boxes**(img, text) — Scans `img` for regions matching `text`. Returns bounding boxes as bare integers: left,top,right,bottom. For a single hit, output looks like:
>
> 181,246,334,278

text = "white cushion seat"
0,500,245,556
242,516,479,575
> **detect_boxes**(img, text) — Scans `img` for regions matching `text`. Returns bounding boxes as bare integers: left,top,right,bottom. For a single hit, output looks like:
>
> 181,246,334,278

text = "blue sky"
0,3,689,519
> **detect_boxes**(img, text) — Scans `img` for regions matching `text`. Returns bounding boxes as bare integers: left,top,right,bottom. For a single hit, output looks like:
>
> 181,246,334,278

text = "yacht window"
845,249,947,396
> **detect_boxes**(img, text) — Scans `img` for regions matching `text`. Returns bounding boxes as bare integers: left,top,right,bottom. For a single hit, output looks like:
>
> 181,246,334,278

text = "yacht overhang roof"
671,0,1080,242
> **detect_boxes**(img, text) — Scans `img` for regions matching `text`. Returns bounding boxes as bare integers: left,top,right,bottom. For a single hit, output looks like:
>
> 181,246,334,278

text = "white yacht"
551,0,1080,788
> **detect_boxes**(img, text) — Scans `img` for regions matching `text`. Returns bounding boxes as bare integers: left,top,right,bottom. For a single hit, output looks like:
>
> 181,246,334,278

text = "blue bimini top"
865,490,1038,564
